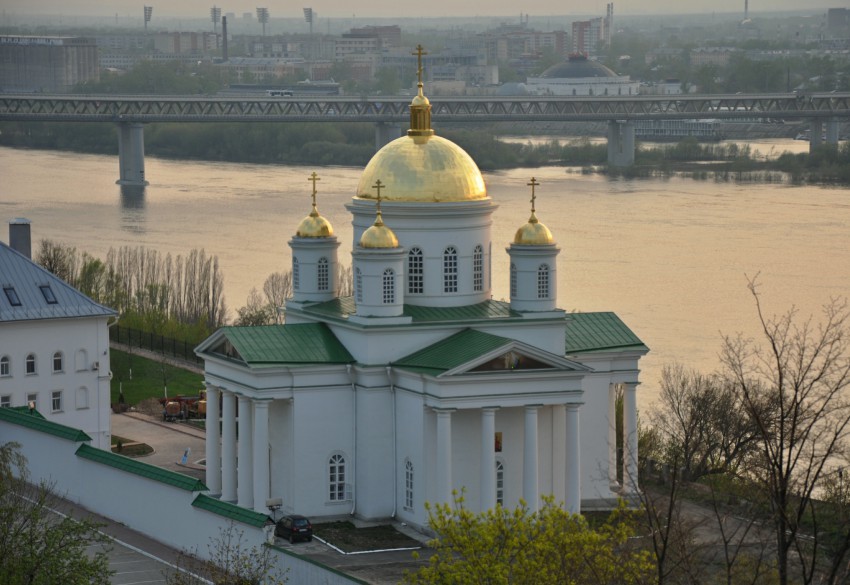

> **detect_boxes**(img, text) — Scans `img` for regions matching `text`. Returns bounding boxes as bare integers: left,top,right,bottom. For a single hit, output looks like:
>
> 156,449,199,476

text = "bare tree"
721,279,850,585
263,272,291,324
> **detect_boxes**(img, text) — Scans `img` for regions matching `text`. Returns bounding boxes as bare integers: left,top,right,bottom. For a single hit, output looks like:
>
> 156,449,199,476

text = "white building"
0,220,116,449
197,74,647,531
526,54,639,97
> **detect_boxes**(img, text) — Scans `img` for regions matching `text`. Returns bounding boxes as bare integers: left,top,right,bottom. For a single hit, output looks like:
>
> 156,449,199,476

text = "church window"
496,460,505,506
538,264,550,299
51,390,62,412
53,352,63,373
293,258,300,291
510,263,517,298
473,245,484,292
26,353,36,375
318,257,329,291
329,454,346,501
443,247,458,293
0,356,9,377
355,268,363,303
383,268,395,304
405,459,414,511
407,247,423,294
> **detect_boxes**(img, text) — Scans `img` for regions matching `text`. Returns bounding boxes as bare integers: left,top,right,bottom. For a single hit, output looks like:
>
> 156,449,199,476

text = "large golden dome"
356,134,487,203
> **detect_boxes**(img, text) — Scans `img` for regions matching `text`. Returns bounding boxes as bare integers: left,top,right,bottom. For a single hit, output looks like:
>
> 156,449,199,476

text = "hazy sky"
0,0,839,19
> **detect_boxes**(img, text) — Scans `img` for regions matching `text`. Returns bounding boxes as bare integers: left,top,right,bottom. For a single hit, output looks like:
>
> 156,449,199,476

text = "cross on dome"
308,171,321,207
527,177,539,215
413,44,427,87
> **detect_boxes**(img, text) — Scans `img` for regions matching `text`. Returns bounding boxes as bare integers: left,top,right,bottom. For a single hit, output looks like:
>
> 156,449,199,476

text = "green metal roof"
192,494,272,528
565,312,647,354
393,329,514,375
75,444,208,492
217,323,354,365
304,297,521,325
0,407,91,442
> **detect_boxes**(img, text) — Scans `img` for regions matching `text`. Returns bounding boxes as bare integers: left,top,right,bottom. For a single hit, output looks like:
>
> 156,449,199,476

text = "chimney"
222,16,229,61
9,218,32,260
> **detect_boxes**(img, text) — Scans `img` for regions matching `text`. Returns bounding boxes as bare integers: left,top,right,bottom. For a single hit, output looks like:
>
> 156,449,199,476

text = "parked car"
275,515,312,543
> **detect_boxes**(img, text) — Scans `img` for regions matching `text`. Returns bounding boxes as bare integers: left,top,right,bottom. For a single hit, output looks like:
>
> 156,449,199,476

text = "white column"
565,404,581,514
523,405,540,512
552,405,566,503
252,400,270,513
480,407,497,511
435,409,454,505
237,396,254,508
205,385,222,495
608,384,619,489
221,390,237,502
623,383,639,495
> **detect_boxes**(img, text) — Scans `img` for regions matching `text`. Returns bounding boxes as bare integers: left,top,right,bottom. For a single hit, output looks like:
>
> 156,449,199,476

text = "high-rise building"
0,36,100,92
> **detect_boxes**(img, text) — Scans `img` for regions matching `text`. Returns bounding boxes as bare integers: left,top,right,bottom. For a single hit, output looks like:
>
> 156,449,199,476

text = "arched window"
53,352,63,373
443,246,458,293
510,263,517,298
537,264,550,299
76,387,89,410
317,257,329,291
0,356,9,377
25,353,36,375
329,454,346,501
355,268,363,303
383,268,395,304
496,460,505,506
292,258,300,291
407,247,423,294
405,459,414,511
473,245,484,292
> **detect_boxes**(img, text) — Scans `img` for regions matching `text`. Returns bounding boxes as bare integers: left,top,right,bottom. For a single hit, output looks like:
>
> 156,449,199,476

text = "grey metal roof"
0,242,117,322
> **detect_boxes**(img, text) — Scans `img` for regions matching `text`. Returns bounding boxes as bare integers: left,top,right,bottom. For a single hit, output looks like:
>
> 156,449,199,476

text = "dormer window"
3,287,21,306
40,285,57,304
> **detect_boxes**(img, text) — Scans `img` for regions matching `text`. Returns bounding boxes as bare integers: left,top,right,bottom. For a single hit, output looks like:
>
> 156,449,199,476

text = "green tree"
0,442,112,585
403,493,654,585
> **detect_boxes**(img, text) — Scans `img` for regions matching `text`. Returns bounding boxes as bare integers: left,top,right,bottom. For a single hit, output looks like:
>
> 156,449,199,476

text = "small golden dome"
356,135,487,202
360,213,399,248
514,212,554,245
296,209,334,238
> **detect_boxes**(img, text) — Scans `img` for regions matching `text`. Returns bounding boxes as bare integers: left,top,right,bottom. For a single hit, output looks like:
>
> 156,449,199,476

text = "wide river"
2,144,849,409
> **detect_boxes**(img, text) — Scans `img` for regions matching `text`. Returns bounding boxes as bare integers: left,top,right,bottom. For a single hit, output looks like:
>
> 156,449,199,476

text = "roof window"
3,287,21,307
39,285,57,304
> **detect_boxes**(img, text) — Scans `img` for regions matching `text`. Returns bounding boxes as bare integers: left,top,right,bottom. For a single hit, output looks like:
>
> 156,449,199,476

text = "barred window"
510,263,517,298
538,264,550,299
405,459,414,511
329,454,346,501
293,258,300,291
473,245,484,292
355,268,363,303
383,268,395,304
407,247,423,294
318,257,329,291
496,460,505,506
443,246,458,293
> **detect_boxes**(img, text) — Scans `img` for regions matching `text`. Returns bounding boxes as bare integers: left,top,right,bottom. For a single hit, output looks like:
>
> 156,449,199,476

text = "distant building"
526,54,638,96
571,18,606,55
689,47,737,68
0,35,100,92
0,220,116,449
827,8,849,31
153,32,218,55
348,25,401,49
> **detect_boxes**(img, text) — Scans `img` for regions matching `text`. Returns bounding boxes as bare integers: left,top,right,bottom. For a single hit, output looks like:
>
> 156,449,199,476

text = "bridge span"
2,92,848,185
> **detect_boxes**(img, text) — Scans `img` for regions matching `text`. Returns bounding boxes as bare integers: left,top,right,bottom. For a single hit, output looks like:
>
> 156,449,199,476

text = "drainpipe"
386,366,397,519
346,364,357,516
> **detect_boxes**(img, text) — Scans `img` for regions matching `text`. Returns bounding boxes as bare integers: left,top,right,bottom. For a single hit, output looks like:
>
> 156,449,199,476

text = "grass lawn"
110,348,203,406
313,522,422,553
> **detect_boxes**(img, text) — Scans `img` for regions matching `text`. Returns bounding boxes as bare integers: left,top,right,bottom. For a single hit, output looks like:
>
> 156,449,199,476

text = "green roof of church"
304,298,521,324
393,329,514,375
192,494,272,528
0,407,91,442
76,444,208,492
565,312,647,353
218,323,354,365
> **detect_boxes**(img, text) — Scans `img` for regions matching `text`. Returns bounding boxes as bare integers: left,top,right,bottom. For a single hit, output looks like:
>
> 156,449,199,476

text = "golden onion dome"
296,208,334,238
359,212,399,248
356,135,487,203
514,212,554,245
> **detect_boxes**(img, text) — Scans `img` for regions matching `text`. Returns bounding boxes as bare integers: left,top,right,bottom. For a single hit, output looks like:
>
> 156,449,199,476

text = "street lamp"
256,7,269,36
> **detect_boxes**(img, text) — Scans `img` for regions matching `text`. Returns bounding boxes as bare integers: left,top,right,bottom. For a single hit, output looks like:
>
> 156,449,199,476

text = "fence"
109,324,203,365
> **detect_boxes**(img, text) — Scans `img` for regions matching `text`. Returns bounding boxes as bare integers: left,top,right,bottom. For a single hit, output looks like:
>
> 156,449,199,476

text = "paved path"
113,412,207,481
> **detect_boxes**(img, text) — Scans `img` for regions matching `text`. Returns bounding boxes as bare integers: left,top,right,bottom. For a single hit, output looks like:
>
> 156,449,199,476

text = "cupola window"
538,264,550,299
443,247,458,293
496,460,505,506
473,245,484,292
318,257,329,291
408,247,423,295
355,268,363,303
293,258,300,291
383,268,395,304
510,263,517,298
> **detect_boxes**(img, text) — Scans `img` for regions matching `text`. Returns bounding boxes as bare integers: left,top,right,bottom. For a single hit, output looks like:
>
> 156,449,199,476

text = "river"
2,144,849,407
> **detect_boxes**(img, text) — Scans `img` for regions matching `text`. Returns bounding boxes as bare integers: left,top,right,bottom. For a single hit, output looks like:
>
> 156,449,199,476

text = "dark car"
275,514,312,543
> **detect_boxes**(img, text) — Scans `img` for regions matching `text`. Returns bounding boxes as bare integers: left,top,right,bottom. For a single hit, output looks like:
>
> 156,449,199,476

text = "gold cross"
308,171,320,206
372,179,385,213
412,44,427,85
527,177,539,213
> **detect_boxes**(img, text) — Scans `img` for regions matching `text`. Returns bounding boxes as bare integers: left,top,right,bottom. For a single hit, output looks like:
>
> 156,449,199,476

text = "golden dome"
356,135,487,202
360,212,399,248
514,212,554,245
296,208,334,238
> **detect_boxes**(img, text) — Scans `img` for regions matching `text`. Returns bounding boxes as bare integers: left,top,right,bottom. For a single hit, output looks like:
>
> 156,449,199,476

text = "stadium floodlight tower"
143,6,153,33
211,6,221,49
256,7,269,36
303,7,314,36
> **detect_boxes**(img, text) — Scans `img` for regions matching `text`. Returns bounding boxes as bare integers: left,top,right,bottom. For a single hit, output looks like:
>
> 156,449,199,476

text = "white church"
196,58,648,530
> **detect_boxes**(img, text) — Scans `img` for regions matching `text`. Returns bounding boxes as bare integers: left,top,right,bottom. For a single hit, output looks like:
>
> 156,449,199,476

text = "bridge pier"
607,120,635,167
826,117,840,145
809,119,823,152
116,122,148,186
375,122,403,151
